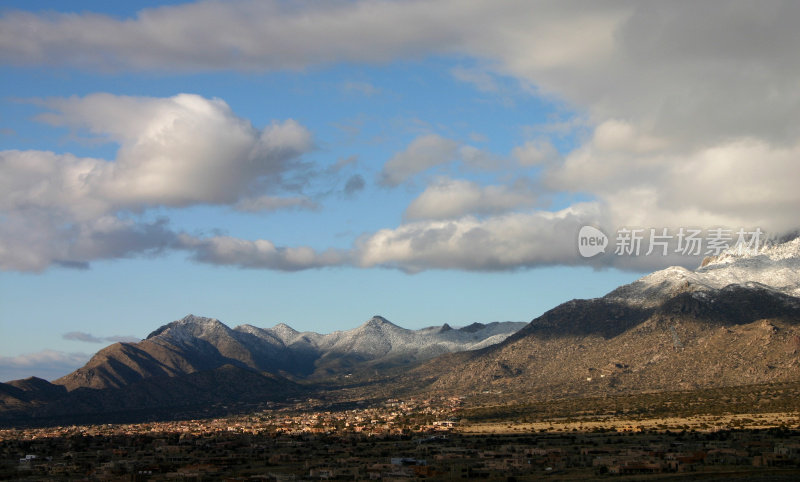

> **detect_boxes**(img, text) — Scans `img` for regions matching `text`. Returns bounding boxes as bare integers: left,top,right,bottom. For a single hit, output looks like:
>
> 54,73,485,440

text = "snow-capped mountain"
6,238,800,426
53,315,525,390
242,315,525,360
424,237,800,399
607,237,800,308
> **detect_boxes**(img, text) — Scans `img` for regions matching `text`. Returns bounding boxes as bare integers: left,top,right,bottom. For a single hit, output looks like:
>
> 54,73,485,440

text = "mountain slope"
2,365,298,426
14,241,800,424
1,315,523,425
607,237,800,307
414,238,800,401
53,314,525,391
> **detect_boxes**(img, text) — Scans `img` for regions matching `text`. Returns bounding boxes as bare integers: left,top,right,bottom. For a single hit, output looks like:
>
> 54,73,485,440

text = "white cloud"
2,1,800,273
3,1,800,152
547,122,800,235
379,134,459,186
0,0,466,71
404,178,537,220
464,2,800,150
357,203,604,273
0,1,626,78
379,136,507,187
0,350,90,382
0,211,176,272
512,139,560,167
0,93,314,271
35,93,313,208
458,145,506,170
178,235,347,271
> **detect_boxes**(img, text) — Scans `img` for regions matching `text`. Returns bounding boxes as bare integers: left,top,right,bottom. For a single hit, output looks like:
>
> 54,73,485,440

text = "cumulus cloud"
34,93,312,209
513,139,561,167
0,350,90,382
358,200,731,273
404,178,538,220
357,203,604,273
458,145,506,170
0,0,472,71
0,93,314,271
546,120,800,235
3,1,800,151
62,332,139,344
0,211,177,272
2,1,800,273
178,235,347,271
379,134,460,186
379,135,505,186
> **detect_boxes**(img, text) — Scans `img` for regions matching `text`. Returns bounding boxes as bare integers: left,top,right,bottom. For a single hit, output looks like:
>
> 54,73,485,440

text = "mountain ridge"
409,238,800,401
52,315,526,391
4,238,800,427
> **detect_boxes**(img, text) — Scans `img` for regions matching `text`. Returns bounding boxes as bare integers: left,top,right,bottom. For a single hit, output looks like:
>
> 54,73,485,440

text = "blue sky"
2,1,799,381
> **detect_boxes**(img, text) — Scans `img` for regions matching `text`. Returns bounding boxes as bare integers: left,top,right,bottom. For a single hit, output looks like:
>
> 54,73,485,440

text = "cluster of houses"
3,399,800,479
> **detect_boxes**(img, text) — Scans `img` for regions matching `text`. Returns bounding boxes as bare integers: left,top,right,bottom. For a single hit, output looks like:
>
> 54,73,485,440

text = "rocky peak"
608,238,800,308
270,322,299,335
262,322,301,344
363,315,396,329
460,322,487,333
146,314,229,341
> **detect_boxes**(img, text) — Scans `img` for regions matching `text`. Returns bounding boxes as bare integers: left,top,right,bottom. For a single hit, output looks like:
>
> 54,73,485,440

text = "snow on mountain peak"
178,314,221,325
173,314,227,332
609,237,800,307
143,313,525,370
365,315,392,325
363,315,398,328
701,236,800,268
695,237,800,295
233,324,264,336
265,322,301,344
146,314,232,347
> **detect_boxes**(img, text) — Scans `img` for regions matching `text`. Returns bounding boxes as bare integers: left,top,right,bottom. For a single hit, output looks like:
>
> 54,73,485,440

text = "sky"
1,0,799,381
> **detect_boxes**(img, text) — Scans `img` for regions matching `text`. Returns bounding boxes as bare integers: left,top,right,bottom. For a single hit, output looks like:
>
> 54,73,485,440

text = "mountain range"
2,237,800,426
54,315,524,390
415,237,800,401
0,316,524,424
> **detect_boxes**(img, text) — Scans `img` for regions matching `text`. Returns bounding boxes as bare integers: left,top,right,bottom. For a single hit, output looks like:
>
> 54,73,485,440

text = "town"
4,396,800,480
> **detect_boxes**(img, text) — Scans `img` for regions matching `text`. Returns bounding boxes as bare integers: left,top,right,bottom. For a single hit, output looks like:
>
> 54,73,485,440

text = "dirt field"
459,411,800,434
